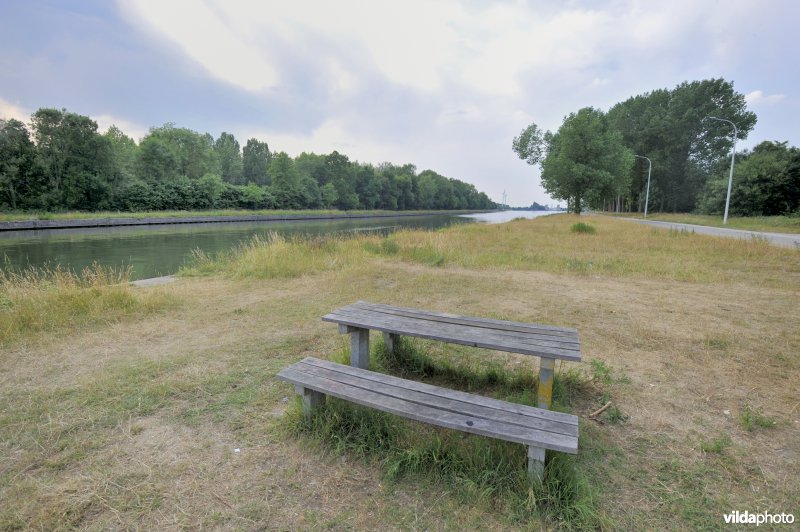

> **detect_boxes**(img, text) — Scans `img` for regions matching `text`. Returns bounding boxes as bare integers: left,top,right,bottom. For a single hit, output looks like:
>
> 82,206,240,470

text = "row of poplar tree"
514,78,800,216
0,109,495,212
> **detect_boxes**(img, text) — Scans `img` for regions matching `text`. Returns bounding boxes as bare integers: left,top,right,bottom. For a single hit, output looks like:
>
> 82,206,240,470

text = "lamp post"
706,116,738,225
634,155,652,218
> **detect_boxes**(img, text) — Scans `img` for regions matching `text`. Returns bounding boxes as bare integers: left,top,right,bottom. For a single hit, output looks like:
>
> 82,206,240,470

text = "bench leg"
382,332,399,354
295,385,326,417
537,357,555,410
528,445,546,484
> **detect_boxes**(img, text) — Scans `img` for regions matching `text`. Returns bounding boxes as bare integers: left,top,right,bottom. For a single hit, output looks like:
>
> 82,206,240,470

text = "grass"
609,212,800,233
570,222,596,234
0,262,176,345
740,405,778,431
288,338,605,528
0,214,798,529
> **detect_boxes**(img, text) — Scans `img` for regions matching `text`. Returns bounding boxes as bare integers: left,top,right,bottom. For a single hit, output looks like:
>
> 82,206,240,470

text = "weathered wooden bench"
322,301,582,411
277,357,579,482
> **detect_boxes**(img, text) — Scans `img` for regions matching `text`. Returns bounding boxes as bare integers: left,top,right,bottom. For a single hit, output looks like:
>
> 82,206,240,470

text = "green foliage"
606,78,757,213
0,118,38,209
570,222,596,234
1,107,496,214
699,141,800,216
242,138,271,185
740,405,777,431
700,435,731,454
512,123,545,166
214,132,243,184
541,107,634,214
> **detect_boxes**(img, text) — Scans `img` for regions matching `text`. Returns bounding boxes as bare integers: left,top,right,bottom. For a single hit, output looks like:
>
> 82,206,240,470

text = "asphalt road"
612,217,800,249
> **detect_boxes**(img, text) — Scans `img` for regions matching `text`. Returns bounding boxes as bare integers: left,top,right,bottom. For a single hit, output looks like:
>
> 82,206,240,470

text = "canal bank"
0,210,487,232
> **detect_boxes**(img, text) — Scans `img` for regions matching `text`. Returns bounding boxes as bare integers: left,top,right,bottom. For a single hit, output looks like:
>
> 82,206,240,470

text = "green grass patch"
570,222,596,234
700,435,732,454
740,405,777,431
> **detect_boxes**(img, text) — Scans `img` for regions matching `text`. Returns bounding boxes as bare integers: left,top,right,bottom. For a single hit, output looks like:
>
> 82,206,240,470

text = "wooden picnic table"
322,301,581,410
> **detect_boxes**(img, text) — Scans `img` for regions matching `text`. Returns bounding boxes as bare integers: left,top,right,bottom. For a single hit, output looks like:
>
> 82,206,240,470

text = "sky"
1,0,798,207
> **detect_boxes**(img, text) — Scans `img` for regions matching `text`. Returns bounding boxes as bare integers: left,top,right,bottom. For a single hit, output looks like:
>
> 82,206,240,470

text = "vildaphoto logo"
723,511,795,526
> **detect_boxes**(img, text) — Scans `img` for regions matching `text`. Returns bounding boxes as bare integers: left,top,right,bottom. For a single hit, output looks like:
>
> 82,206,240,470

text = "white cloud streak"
745,90,785,106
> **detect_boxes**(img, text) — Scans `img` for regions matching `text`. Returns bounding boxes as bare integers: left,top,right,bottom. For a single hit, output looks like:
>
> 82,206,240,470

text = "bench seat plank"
324,306,581,361
299,358,578,434
278,357,579,454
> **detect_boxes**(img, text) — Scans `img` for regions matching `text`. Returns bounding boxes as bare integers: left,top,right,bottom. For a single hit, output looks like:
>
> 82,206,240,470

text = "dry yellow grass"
0,214,797,529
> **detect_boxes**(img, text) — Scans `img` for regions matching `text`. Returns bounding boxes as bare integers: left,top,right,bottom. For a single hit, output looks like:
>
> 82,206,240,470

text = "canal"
0,211,554,280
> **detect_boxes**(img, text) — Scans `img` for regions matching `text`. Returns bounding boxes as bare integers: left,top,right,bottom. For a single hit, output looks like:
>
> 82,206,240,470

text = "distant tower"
502,189,507,207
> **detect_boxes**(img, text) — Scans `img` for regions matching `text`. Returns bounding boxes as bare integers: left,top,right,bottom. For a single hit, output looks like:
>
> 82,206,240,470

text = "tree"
512,123,546,166
29,108,112,209
137,135,179,182
607,78,757,212
215,132,243,184
243,138,271,185
699,141,800,216
269,152,308,209
104,125,138,195
517,108,633,214
138,124,218,181
0,118,38,209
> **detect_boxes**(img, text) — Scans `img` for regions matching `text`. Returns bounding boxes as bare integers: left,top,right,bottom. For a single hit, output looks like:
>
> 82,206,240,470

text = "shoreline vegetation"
1,214,797,529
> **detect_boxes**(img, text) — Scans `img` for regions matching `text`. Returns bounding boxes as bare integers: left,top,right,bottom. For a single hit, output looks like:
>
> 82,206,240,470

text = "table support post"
382,332,398,354
537,357,555,410
338,324,370,369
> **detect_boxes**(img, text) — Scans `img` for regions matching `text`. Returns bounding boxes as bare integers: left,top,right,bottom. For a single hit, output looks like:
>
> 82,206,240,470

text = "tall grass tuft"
182,232,372,279
0,263,175,344
570,222,596,234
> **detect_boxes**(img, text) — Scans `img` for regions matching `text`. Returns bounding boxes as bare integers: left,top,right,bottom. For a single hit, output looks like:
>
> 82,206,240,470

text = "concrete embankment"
0,211,482,232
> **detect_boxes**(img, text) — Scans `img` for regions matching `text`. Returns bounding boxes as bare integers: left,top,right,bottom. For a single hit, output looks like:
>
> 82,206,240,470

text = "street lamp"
706,116,738,225
634,155,652,218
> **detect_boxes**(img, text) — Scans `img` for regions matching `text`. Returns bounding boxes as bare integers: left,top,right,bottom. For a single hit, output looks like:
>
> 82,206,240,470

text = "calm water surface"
0,211,555,280
0,214,472,280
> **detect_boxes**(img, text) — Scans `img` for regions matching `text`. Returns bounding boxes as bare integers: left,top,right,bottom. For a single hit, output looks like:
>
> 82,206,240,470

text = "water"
460,210,557,223
0,214,472,280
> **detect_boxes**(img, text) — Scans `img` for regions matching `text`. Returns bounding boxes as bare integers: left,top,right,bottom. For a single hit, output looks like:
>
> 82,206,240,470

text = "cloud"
0,98,30,122
745,90,785,106
93,114,149,143
120,0,279,92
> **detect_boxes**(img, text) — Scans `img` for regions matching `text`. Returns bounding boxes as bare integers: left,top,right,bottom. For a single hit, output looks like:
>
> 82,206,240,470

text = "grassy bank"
0,208,479,223
608,212,800,233
1,214,797,529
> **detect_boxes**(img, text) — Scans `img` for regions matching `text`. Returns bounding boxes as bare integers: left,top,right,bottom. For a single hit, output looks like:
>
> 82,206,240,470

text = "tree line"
514,78,800,216
0,108,495,213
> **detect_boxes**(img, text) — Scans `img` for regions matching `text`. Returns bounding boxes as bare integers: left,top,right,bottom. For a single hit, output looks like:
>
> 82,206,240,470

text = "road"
610,217,800,249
